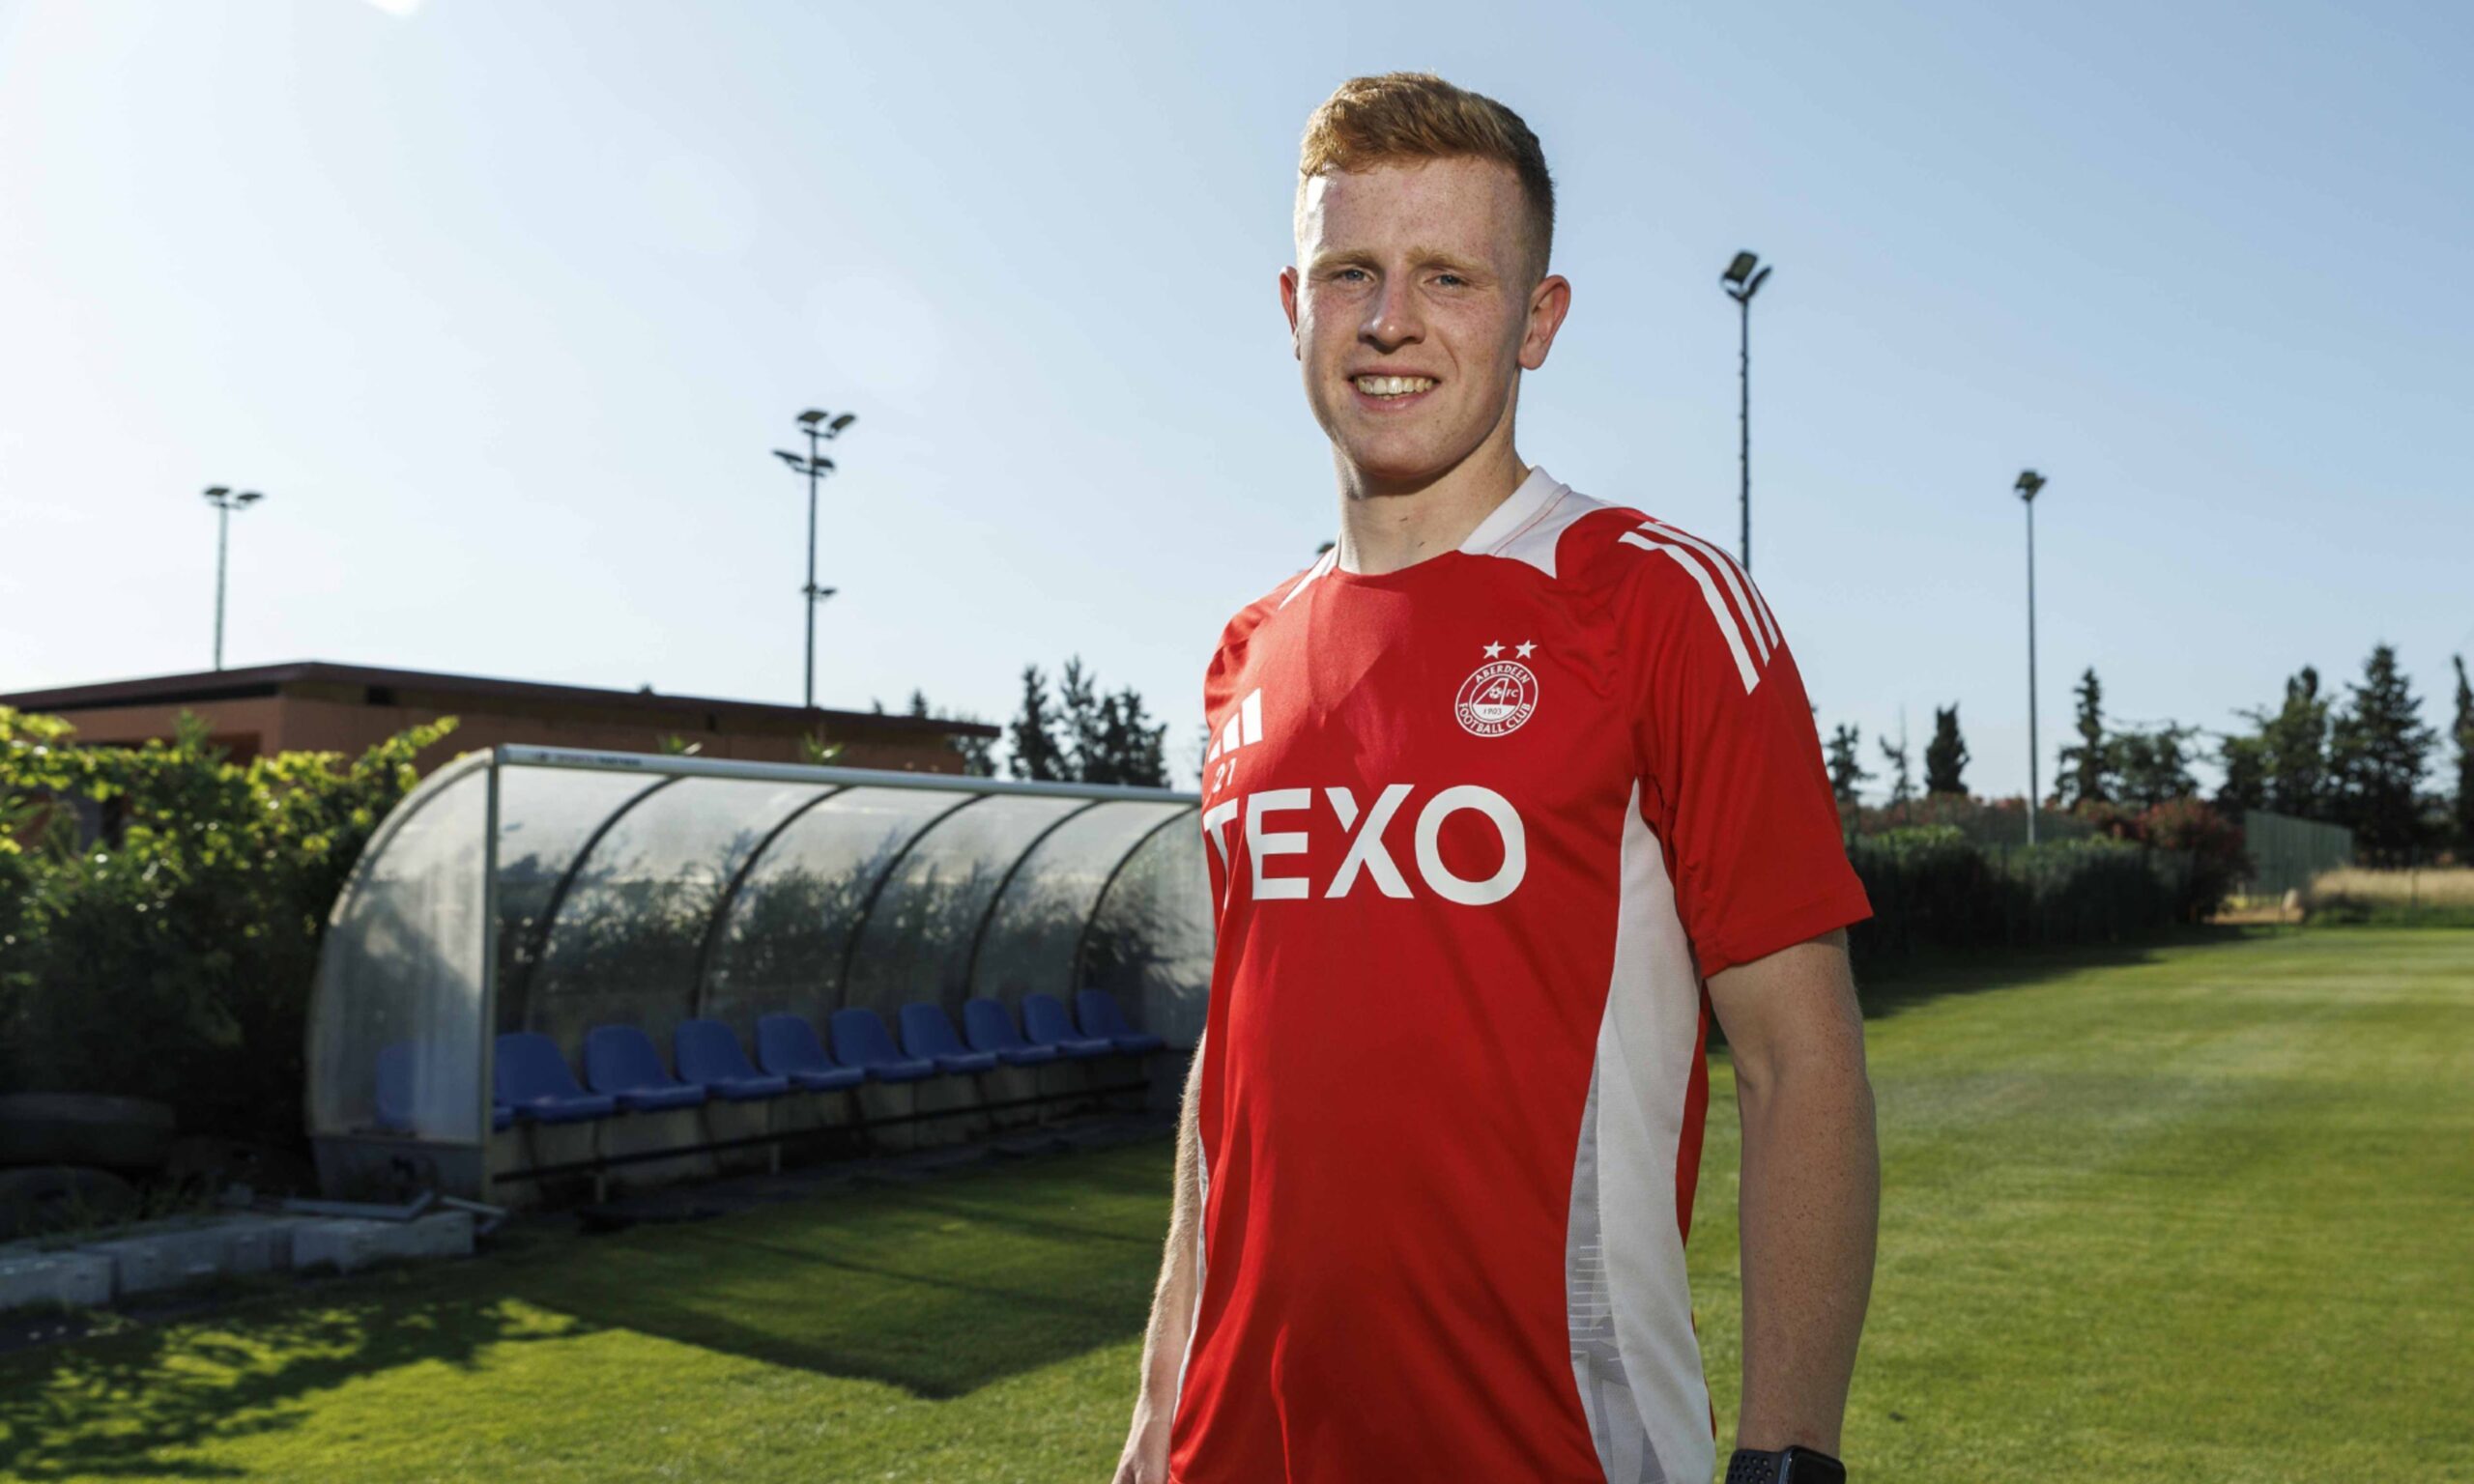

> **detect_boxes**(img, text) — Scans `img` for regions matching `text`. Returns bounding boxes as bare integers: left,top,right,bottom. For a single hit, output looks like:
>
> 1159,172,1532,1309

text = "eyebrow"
1310,245,1492,276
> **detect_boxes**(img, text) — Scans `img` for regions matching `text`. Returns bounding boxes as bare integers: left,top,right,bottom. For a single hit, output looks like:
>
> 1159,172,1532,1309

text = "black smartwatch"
1725,1444,1847,1484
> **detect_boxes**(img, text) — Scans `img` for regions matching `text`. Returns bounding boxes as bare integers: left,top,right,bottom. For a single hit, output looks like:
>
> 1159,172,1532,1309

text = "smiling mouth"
1352,374,1437,398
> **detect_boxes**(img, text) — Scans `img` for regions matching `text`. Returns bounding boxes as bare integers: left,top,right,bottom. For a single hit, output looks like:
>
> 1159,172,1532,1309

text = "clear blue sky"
3,0,2466,797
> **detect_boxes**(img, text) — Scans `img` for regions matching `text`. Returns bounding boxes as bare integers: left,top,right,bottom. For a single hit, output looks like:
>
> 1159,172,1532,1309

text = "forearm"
1131,1037,1208,1428
1733,1048,1878,1453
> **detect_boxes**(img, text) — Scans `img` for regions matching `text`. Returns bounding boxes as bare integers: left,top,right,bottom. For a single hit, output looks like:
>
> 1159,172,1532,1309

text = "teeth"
1354,375,1435,397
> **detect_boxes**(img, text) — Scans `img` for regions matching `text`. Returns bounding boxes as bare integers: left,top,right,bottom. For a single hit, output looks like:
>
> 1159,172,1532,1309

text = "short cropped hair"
1297,72,1556,281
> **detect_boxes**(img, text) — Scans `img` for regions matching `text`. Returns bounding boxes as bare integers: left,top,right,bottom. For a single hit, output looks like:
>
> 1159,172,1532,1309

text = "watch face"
1778,1446,1847,1484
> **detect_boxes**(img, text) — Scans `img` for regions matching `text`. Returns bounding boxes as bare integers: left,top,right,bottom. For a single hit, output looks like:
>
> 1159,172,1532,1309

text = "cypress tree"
2326,642,2434,864
2256,667,2331,819
1924,703,1970,796
2056,668,2114,809
2216,732,2269,816
1826,724,1871,807
1007,665,1067,782
2454,655,2474,858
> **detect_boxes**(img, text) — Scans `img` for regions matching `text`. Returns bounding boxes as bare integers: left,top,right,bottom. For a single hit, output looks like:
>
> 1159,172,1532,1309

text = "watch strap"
1727,1445,1847,1484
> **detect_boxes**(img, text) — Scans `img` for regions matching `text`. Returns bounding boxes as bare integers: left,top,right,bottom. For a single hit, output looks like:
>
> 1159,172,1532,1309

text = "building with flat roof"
0,661,996,776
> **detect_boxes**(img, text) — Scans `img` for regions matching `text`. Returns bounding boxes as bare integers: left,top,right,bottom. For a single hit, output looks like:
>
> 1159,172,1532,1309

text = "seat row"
378,991,1165,1133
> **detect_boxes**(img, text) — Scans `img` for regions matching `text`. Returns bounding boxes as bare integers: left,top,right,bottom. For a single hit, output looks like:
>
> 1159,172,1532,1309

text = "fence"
2242,810,2353,900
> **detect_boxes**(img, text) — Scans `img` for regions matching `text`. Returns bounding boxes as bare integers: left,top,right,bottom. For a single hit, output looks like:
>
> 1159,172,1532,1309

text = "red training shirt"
1166,466,1871,1484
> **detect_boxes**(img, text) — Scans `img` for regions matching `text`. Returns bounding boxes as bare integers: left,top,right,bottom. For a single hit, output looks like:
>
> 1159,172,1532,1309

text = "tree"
1923,703,1969,796
1825,724,1871,807
2327,642,2435,863
2055,668,2114,810
1877,731,1914,808
2254,667,2331,819
2112,723,2200,810
2215,731,2268,817
1057,658,1107,781
1088,687,1169,787
1006,665,1068,781
1006,660,1164,786
2452,655,2474,859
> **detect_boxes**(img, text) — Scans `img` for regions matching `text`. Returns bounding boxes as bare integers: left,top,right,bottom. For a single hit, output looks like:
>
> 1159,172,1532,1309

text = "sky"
2,0,2467,798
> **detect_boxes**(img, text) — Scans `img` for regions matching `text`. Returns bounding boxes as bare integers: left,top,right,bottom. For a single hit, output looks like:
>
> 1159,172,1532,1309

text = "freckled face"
1281,157,1561,489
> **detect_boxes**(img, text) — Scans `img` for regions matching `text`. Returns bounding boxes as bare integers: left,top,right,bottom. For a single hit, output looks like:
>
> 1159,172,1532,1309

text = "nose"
1360,273,1424,354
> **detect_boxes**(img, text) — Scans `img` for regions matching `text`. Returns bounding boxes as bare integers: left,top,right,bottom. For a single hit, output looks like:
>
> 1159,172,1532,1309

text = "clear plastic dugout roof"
305,745,1208,1199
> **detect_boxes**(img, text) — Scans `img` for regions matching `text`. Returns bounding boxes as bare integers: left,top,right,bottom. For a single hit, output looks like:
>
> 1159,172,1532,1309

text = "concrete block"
289,1218,391,1274
0,1250,114,1311
401,1210,474,1260
290,1211,470,1272
74,1230,220,1297
207,1214,307,1273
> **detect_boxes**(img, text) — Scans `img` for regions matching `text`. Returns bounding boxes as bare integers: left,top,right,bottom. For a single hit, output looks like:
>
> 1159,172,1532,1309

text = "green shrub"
1847,827,2184,962
0,706,457,1149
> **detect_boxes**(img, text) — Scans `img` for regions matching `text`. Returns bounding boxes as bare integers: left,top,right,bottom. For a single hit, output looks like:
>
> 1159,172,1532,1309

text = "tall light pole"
201,486,264,671
1721,250,1771,571
2015,469,2047,844
772,409,857,709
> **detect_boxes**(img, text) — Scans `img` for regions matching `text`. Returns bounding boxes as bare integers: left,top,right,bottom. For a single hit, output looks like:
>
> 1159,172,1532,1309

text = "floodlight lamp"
2015,470,2046,500
827,412,856,433
237,491,263,506
1723,251,1759,286
775,449,805,467
813,456,834,473
1745,266,1771,298
204,485,231,499
796,410,827,426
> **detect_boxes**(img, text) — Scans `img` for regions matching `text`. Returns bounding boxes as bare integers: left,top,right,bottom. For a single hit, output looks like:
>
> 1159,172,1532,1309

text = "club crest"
1454,659,1539,737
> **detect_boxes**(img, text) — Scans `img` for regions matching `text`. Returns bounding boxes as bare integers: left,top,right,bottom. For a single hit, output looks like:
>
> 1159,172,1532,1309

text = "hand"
1110,1397,1172,1484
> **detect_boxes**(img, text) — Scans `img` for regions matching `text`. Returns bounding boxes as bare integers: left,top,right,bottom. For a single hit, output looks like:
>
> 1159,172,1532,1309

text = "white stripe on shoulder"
1639,516,1780,651
1279,547,1338,609
1460,466,1607,579
1617,529,1762,693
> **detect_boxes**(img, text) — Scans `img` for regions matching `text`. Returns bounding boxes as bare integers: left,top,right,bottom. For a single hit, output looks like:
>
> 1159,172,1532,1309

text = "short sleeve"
1623,539,1870,980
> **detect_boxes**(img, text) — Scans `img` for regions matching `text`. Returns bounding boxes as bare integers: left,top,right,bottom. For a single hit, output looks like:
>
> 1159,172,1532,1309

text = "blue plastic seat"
1022,992,1114,1059
828,1008,936,1082
581,1025,709,1112
673,1018,792,1101
754,1013,866,1093
898,1004,1000,1074
1077,989,1167,1054
963,998,1062,1068
493,1032,618,1125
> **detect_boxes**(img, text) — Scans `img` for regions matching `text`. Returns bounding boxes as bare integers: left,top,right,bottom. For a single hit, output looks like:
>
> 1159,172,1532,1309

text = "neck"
1334,433,1530,577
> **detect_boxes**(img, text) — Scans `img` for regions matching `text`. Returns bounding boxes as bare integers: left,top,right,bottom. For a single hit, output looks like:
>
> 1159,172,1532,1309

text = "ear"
1279,266,1302,359
1517,273,1572,372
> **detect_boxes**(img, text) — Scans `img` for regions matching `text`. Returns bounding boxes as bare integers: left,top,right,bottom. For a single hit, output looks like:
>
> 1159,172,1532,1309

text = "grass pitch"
2,928,2467,1482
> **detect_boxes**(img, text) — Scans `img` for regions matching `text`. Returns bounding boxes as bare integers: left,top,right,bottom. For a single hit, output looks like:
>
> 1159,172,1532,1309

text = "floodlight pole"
1721,252,1771,571
202,486,264,671
775,411,856,710
801,425,821,709
2017,470,2046,844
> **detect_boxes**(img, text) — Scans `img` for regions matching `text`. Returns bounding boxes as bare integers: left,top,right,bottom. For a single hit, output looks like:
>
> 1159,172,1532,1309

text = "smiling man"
1113,73,1880,1484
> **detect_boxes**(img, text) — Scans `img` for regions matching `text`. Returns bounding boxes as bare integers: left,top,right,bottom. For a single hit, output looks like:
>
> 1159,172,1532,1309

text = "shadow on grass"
1844,925,2264,1022
0,1287,574,1480
0,1144,1171,1476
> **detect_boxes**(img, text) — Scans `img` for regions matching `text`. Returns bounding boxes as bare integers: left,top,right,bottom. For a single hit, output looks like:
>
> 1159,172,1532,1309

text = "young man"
1115,73,1879,1484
